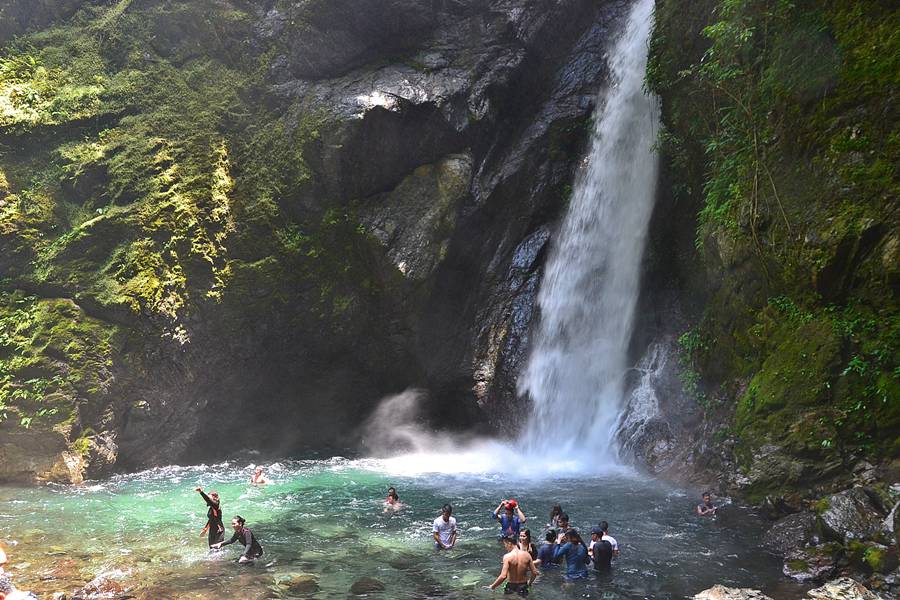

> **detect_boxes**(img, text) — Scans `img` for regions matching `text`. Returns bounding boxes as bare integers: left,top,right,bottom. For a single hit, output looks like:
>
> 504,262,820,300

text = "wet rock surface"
819,488,886,544
807,577,883,600
783,546,839,583
693,585,774,600
764,512,818,556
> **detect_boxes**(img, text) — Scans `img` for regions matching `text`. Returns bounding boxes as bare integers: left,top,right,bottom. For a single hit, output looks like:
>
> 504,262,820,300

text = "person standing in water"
212,515,264,563
534,530,560,568
433,504,457,550
195,487,224,547
589,527,613,572
492,499,526,538
554,514,571,544
249,466,269,485
518,529,537,560
552,529,590,579
697,492,717,516
548,504,563,528
487,536,538,596
598,521,619,557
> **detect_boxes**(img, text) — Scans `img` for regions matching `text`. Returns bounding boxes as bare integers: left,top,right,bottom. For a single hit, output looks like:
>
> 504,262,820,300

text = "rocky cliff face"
630,0,899,501
0,0,629,481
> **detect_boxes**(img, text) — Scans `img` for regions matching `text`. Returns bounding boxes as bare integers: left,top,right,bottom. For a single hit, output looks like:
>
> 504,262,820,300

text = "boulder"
806,577,882,600
278,573,320,594
819,488,885,544
350,576,386,595
693,586,774,600
784,546,838,583
72,570,130,599
763,512,817,555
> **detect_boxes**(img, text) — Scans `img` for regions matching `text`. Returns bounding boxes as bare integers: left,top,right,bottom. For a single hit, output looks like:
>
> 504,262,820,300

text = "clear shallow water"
0,458,807,599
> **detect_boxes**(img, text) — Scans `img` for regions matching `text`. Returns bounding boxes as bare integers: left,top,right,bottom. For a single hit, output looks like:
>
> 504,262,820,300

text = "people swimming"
212,515,264,563
487,535,538,596
433,504,458,550
383,486,402,513
534,529,560,568
492,499,527,538
249,466,269,485
195,487,225,548
697,492,717,516
552,528,590,579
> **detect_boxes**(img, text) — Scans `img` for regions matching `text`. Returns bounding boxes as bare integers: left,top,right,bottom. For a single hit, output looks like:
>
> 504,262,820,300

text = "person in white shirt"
433,504,458,550
598,520,619,557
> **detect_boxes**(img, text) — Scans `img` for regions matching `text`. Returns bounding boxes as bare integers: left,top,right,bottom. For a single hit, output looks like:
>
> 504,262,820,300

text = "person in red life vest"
195,487,225,547
212,515,264,563
249,466,269,485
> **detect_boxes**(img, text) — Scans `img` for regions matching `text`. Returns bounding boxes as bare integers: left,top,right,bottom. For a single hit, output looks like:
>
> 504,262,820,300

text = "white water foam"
516,0,660,463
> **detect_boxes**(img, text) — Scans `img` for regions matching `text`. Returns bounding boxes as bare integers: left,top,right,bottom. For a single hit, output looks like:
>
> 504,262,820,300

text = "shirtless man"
488,536,538,596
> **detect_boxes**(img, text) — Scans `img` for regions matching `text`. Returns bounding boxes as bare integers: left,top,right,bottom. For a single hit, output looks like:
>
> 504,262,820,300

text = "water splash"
516,0,660,463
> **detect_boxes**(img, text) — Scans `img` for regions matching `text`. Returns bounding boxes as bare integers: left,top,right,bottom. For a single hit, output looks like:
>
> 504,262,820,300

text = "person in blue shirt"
534,529,560,568
552,528,590,579
492,499,527,538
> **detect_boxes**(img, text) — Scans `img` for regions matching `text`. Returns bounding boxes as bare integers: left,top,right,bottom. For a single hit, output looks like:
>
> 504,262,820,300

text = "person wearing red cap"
492,498,526,538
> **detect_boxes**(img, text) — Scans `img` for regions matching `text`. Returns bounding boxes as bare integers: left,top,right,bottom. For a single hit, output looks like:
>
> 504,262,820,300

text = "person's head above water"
231,515,246,530
550,503,562,517
209,491,219,500
387,487,399,500
590,526,603,539
565,528,581,544
504,499,517,513
255,466,263,474
558,513,569,526
519,528,531,544
441,504,452,520
500,535,517,549
702,492,712,503
599,520,609,533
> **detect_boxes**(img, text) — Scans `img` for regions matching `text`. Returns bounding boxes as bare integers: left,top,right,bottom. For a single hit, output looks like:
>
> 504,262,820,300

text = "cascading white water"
517,0,660,463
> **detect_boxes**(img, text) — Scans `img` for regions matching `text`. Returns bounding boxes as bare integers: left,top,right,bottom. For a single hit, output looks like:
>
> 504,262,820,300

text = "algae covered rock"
783,545,839,583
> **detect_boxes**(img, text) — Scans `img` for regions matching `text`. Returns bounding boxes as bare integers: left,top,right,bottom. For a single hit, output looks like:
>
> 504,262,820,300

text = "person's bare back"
505,548,535,583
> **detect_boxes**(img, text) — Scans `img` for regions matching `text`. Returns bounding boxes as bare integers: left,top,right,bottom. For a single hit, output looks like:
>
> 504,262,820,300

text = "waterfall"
517,0,660,463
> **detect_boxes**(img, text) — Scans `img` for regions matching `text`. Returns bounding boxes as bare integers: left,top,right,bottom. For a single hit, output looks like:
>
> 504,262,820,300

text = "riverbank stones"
693,585,775,600
350,576,386,595
807,577,882,600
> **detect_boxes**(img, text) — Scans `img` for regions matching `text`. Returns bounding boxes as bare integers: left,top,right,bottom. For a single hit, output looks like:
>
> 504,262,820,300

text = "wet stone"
806,577,882,600
350,576,386,595
763,512,817,555
693,585,775,600
783,546,838,583
278,573,320,594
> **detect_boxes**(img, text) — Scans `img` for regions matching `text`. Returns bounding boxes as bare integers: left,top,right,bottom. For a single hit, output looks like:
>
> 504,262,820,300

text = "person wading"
487,535,538,596
195,487,224,547
212,515,264,563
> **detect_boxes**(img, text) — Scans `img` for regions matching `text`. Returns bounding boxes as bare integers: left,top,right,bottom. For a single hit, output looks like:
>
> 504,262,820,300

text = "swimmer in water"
696,492,717,516
212,515,264,563
249,466,269,485
195,487,225,547
383,486,401,513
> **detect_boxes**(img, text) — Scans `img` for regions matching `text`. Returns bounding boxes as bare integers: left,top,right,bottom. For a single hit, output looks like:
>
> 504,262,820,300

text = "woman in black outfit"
195,487,224,547
213,515,264,563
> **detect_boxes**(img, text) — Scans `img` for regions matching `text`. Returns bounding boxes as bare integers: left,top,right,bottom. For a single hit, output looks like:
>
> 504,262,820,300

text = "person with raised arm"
492,498,526,538
195,487,224,547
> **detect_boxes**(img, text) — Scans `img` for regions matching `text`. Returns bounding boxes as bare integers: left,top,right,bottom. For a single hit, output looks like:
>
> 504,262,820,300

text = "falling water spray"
517,0,660,463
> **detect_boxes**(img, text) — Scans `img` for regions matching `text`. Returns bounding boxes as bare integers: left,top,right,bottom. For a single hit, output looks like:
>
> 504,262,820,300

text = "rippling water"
0,457,808,599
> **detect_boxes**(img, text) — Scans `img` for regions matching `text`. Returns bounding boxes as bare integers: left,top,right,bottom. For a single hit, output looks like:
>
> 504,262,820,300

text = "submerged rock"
278,572,320,594
350,576,386,594
693,585,774,600
806,577,882,600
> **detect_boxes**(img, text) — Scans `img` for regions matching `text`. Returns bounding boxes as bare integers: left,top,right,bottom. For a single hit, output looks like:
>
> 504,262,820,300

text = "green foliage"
678,329,712,410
